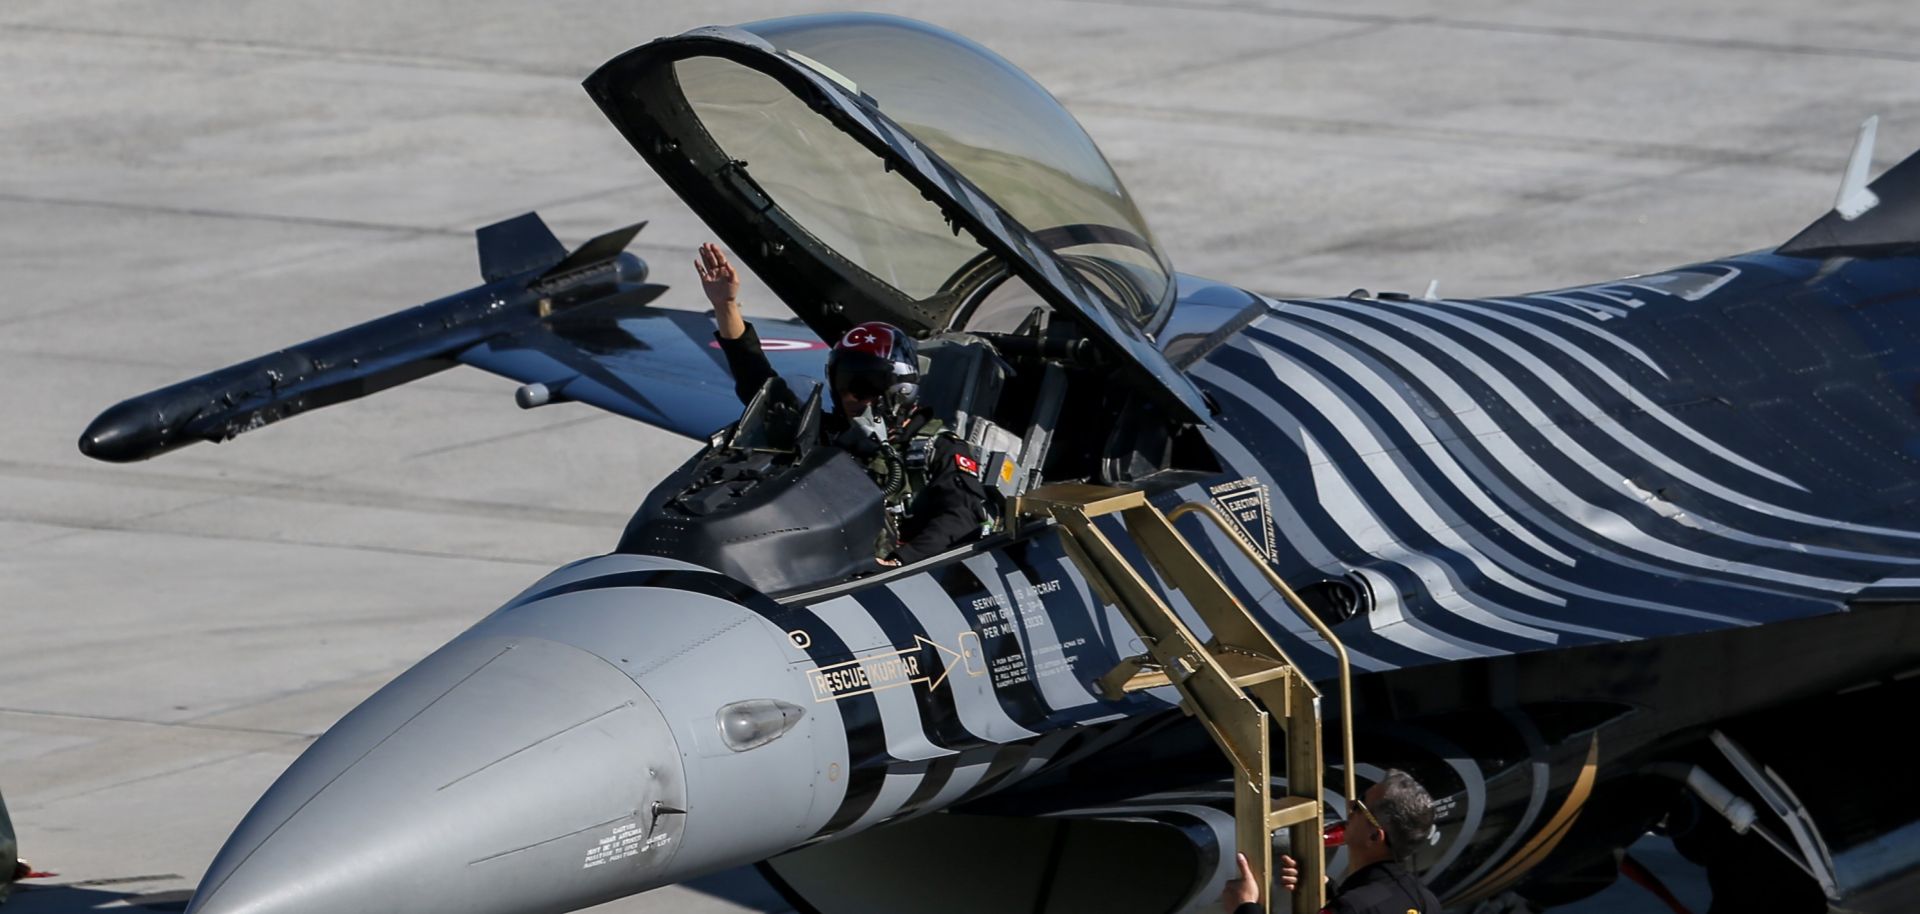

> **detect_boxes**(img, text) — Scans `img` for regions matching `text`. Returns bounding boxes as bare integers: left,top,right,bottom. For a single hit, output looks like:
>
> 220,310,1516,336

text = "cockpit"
591,14,1220,595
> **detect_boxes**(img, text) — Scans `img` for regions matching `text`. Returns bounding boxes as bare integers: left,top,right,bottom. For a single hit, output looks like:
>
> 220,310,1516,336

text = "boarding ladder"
1014,484,1356,914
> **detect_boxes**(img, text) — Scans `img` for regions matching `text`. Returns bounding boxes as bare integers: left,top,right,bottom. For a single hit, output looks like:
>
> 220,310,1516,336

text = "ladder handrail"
1168,500,1358,806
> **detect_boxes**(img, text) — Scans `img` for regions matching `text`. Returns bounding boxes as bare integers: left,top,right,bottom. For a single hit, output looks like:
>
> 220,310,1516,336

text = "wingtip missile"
78,217,663,462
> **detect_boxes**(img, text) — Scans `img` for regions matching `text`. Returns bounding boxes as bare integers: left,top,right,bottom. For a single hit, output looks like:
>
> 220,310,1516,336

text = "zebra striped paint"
670,248,1919,904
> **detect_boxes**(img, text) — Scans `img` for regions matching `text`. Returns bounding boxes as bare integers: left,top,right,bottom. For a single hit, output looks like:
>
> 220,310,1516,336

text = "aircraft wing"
456,306,826,440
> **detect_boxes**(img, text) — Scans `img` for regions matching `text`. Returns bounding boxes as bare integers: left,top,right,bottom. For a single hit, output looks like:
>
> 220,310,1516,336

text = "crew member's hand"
876,556,902,568
1277,853,1300,893
695,243,746,339
1220,852,1260,910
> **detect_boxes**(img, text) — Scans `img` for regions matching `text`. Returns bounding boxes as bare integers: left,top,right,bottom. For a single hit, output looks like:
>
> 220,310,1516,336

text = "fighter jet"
80,12,1920,914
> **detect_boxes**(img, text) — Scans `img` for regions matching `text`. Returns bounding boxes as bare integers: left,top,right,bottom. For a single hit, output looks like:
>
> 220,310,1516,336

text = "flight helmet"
827,321,920,423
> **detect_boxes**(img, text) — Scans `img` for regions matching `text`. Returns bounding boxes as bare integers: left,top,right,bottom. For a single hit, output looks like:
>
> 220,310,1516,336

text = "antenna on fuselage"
1835,115,1881,220
1778,114,1920,258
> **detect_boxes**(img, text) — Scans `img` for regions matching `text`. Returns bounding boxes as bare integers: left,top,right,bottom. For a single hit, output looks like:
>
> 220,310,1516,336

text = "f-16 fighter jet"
82,13,1920,914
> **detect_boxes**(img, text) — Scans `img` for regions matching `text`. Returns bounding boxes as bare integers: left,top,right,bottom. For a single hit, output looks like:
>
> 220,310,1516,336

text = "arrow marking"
806,632,983,703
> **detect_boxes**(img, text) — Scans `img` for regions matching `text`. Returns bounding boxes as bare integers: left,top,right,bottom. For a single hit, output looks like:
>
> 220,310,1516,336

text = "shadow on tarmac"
679,867,795,913
7,883,191,911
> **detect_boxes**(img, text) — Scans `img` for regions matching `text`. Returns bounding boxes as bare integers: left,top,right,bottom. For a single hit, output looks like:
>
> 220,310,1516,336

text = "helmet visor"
831,358,895,401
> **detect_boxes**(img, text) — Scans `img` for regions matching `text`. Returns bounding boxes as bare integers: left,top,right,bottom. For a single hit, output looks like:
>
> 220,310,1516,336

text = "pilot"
1221,770,1442,914
696,243,989,568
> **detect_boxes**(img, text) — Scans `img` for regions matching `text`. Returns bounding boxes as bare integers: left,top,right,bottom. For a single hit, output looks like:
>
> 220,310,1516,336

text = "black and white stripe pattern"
584,30,1920,860
1187,250,1920,667
742,251,1920,842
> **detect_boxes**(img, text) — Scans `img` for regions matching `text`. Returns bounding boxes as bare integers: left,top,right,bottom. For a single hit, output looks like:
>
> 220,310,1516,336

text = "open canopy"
585,13,1210,425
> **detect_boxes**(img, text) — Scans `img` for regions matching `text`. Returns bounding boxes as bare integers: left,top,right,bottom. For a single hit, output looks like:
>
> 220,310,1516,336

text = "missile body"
81,220,655,463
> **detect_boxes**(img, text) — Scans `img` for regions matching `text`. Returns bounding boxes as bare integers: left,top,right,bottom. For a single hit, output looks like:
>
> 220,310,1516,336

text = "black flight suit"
715,322,849,439
891,414,989,563
1232,860,1441,914
715,322,987,563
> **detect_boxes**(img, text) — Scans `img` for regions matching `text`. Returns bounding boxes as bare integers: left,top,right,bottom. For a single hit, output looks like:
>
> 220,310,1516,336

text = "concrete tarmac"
4,1,1916,911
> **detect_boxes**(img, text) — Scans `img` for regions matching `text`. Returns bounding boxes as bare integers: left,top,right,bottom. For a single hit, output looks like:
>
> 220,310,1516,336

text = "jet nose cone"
186,636,686,914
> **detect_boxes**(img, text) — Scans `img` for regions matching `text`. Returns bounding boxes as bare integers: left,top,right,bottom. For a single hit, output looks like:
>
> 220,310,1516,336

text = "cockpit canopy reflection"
681,13,1176,330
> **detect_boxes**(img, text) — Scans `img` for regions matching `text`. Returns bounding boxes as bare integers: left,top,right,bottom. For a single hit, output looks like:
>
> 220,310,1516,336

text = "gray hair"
1374,769,1435,862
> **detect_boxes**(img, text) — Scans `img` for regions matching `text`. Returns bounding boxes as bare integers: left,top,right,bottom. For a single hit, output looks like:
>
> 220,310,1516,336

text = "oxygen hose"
878,445,907,501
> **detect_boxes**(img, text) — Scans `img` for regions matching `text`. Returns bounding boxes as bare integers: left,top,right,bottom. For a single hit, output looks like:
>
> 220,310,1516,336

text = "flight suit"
716,322,987,563
893,413,989,563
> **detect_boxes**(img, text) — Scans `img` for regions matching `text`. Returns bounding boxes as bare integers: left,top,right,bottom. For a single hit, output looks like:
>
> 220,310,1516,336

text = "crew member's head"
827,321,919,422
1346,769,1435,870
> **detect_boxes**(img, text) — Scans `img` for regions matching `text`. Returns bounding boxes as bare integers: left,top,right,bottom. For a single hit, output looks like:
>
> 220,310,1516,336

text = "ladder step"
1096,654,1159,700
1018,482,1148,517
1219,651,1293,689
1267,796,1320,831
1102,650,1293,696
1115,666,1171,693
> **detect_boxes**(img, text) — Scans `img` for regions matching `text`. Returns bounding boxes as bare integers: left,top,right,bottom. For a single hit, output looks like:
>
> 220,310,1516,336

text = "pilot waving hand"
697,243,989,568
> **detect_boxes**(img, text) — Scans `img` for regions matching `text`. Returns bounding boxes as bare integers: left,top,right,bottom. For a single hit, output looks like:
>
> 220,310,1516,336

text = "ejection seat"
915,334,1008,438
915,333,1039,507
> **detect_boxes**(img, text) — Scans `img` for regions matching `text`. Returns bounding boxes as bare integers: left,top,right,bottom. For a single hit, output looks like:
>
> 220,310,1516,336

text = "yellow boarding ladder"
1015,483,1356,914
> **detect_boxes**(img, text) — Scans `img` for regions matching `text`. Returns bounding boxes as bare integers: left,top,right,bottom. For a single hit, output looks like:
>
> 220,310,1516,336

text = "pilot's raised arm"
696,243,782,407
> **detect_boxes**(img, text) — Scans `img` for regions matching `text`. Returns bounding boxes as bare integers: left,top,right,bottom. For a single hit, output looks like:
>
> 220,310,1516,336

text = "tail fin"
536,221,647,284
1779,120,1920,257
477,212,568,282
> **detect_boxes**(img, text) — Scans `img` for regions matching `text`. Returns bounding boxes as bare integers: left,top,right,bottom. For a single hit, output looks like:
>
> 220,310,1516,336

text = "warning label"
970,578,1061,637
582,822,653,869
1208,476,1277,562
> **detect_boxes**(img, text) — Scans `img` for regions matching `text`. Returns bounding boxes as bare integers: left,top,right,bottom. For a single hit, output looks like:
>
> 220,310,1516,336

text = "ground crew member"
696,243,988,567
1221,769,1443,914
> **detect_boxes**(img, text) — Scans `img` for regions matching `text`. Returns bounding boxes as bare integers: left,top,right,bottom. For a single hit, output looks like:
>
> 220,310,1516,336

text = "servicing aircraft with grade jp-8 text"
79,13,1920,914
